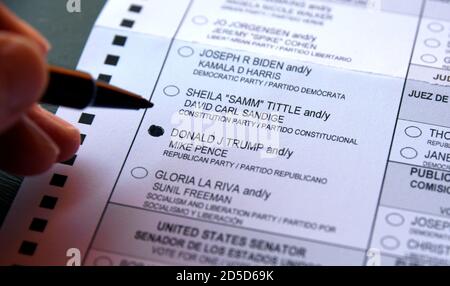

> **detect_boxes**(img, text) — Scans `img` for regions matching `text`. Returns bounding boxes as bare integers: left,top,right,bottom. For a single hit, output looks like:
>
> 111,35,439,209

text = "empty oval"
93,256,114,266
381,236,400,250
163,85,180,97
400,147,418,159
178,46,194,57
131,167,149,179
424,38,441,48
192,15,208,25
421,54,437,64
385,213,405,226
404,126,422,138
427,22,444,32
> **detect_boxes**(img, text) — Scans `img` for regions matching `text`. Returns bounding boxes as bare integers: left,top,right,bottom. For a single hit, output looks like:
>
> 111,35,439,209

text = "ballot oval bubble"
427,22,444,32
177,46,194,57
163,85,180,97
131,167,149,179
93,256,114,266
424,38,441,48
404,126,422,138
385,213,405,227
148,125,165,137
192,15,208,25
380,236,400,250
400,147,418,159
421,54,437,64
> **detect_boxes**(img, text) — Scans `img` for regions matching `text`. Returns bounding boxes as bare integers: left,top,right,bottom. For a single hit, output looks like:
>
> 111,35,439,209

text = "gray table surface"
0,0,106,227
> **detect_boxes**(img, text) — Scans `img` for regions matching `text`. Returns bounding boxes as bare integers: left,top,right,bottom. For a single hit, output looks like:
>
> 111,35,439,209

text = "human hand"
0,3,80,176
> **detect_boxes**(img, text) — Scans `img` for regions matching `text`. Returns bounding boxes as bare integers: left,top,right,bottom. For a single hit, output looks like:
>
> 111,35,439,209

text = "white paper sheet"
1,0,450,266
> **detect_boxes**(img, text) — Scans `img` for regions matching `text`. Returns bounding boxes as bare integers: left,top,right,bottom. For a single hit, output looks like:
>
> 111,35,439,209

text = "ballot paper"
1,0,450,266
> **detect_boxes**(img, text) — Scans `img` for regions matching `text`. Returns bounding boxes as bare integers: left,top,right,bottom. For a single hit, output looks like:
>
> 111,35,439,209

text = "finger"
0,115,60,176
0,32,48,133
0,3,50,55
27,105,80,162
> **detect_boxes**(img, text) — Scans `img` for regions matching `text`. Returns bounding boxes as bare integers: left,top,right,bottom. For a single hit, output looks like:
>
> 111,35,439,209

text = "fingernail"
26,29,51,56
35,105,77,130
37,36,51,55
0,34,47,113
24,115,60,159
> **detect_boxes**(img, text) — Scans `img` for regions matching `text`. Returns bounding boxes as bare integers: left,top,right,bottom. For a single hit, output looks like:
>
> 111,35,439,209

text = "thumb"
0,32,48,133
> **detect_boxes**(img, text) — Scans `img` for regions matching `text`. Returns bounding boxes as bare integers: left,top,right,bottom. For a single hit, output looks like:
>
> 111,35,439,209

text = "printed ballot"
1,0,450,266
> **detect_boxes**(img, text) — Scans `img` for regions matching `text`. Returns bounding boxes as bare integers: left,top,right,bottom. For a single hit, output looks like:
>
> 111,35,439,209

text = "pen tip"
94,82,154,109
141,98,154,109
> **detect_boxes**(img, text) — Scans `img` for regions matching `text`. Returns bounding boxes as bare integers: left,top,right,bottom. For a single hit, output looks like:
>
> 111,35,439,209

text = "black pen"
40,65,153,109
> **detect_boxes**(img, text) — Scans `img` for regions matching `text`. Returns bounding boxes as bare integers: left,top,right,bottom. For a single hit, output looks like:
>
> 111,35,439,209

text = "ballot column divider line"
398,117,450,130
389,160,450,176
379,203,450,223
362,0,426,266
81,0,195,265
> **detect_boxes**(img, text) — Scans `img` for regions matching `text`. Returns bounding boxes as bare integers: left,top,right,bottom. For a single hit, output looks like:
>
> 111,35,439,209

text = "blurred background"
0,0,106,226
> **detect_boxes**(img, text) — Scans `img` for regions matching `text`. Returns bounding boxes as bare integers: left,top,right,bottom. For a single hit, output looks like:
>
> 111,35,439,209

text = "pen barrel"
41,68,96,109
